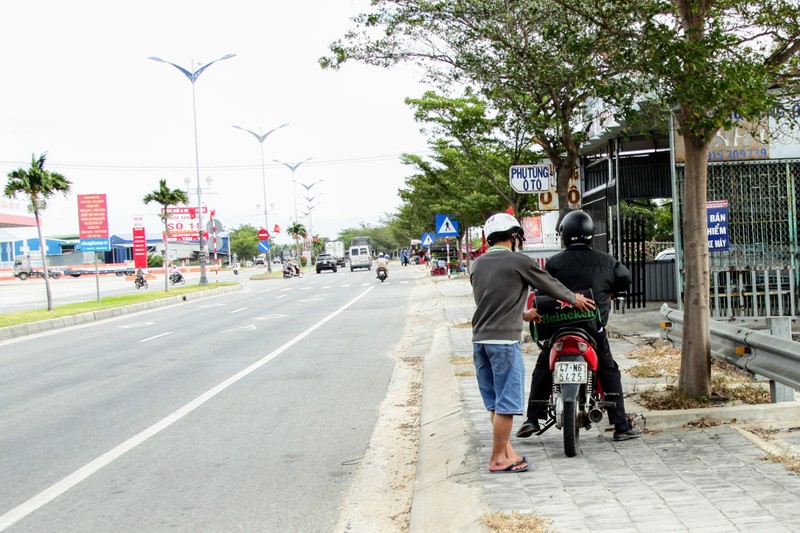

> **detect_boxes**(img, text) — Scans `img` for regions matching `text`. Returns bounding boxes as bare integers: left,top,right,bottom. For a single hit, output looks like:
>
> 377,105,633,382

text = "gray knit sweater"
470,248,576,343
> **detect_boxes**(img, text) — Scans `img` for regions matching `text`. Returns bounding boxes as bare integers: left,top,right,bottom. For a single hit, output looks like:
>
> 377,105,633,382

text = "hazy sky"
0,1,430,245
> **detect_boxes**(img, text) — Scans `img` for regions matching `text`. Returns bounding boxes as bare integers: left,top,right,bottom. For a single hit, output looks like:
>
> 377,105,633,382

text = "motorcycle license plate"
554,362,588,384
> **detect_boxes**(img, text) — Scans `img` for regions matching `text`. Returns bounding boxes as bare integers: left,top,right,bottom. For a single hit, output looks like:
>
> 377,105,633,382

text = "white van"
349,245,372,271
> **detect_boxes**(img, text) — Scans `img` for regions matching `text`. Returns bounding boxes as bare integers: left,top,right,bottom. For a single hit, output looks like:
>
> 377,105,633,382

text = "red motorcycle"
376,266,388,282
529,290,617,457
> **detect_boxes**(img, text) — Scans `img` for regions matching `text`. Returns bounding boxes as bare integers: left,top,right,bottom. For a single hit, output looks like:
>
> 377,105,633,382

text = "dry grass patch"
686,415,723,428
627,345,770,410
452,320,472,328
483,511,555,533
763,451,800,475
450,355,473,366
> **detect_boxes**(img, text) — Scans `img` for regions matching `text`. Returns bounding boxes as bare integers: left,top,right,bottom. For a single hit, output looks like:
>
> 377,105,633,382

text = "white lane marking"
260,289,274,293
200,303,226,308
222,324,256,333
280,288,293,292
275,294,288,299
342,284,351,287
254,314,287,320
400,281,410,284
300,287,312,291
299,298,323,302
119,322,154,329
322,286,331,289
230,307,248,314
138,332,172,343
0,286,375,531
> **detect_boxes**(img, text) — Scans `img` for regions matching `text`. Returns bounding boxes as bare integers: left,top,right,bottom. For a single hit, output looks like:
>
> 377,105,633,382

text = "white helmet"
484,213,524,246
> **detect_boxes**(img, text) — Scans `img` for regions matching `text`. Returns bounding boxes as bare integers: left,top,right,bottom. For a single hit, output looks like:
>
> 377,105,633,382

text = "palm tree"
3,153,72,311
143,179,189,291
286,220,307,261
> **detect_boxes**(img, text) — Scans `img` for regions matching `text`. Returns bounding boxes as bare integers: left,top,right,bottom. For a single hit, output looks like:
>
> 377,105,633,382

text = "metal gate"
675,159,800,318
614,215,647,309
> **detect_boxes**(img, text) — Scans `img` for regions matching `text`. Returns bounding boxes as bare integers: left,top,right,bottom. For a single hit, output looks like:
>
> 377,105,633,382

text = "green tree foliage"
322,0,643,223
143,178,189,292
229,224,259,263
620,200,674,242
3,153,71,310
403,92,542,219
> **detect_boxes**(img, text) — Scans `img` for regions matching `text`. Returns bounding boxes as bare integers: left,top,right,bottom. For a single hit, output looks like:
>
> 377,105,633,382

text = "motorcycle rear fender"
548,336,600,371
558,383,582,403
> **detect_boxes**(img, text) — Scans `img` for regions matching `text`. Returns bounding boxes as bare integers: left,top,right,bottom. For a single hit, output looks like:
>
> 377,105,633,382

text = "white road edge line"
229,307,248,314
0,286,375,532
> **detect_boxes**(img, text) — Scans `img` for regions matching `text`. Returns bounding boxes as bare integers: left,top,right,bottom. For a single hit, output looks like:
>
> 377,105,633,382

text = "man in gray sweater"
470,213,595,473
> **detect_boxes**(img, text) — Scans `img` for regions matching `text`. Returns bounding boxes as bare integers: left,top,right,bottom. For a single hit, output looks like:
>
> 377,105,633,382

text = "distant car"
255,258,265,265
316,253,337,273
655,248,676,261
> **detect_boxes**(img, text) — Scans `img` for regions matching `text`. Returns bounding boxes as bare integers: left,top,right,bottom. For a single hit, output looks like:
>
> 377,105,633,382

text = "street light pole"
273,157,313,224
233,123,287,273
149,53,236,285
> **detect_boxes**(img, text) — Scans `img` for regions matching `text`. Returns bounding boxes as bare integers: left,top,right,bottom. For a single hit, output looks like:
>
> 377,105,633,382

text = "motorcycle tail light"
577,341,589,352
553,341,563,352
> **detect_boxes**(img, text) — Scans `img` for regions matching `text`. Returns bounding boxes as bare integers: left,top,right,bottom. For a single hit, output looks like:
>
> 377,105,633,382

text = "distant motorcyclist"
134,267,147,288
169,265,183,283
284,259,300,277
376,253,389,278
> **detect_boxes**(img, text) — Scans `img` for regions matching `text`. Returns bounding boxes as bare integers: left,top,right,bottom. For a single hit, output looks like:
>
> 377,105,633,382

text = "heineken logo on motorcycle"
540,309,596,325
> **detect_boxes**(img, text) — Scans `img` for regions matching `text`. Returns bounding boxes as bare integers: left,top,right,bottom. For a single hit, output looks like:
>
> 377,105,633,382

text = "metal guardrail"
659,304,800,401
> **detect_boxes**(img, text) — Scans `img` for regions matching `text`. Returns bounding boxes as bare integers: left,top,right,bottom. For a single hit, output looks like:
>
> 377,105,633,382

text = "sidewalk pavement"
411,276,800,533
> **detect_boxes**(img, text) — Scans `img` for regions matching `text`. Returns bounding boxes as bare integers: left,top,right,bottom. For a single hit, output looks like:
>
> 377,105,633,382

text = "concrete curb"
410,284,491,533
633,401,800,431
0,285,242,342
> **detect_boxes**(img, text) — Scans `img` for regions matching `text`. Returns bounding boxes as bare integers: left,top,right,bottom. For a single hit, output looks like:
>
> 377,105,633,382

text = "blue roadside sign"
435,214,459,237
258,241,271,252
421,232,435,247
707,200,729,251
80,238,110,252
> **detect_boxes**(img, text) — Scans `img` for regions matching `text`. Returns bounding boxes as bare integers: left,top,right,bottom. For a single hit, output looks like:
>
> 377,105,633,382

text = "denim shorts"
472,342,525,415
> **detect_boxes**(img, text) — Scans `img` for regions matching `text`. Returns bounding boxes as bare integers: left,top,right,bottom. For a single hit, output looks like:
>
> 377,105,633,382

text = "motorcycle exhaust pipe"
588,408,604,423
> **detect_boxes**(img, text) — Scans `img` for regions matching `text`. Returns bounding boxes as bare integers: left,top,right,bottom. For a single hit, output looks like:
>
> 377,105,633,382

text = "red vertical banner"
133,227,147,268
522,216,543,245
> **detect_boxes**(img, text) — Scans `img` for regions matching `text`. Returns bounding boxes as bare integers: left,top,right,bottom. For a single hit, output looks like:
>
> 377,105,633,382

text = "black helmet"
559,210,594,246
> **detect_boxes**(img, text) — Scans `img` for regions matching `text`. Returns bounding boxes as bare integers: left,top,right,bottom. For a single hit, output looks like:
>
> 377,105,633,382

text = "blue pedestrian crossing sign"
435,214,459,237
258,241,271,252
421,232,435,247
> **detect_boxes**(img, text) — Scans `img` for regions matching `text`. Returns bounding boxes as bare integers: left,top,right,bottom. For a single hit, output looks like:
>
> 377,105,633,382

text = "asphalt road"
0,265,416,532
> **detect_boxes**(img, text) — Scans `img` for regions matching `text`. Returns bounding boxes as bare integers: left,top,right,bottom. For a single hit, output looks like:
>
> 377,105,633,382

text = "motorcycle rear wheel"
563,401,580,457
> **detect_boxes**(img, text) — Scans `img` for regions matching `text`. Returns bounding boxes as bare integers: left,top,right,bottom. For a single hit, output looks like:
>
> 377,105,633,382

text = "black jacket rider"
544,243,631,326
525,243,632,427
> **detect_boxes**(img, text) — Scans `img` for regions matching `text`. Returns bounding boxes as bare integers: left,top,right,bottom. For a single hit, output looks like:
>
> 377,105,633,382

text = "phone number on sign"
707,147,768,161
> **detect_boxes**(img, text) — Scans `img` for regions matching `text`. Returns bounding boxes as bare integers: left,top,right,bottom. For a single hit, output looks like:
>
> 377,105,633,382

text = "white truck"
325,240,346,267
12,255,63,280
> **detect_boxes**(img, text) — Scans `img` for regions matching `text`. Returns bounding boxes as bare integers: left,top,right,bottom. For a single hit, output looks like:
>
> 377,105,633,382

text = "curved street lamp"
233,123,288,272
149,53,236,285
273,157,313,224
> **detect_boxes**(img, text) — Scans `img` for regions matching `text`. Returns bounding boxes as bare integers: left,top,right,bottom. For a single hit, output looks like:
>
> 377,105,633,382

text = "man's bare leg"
488,413,527,471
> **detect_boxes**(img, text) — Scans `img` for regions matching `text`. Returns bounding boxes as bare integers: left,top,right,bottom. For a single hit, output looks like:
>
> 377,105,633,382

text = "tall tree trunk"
164,223,170,292
34,209,54,311
678,133,712,398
